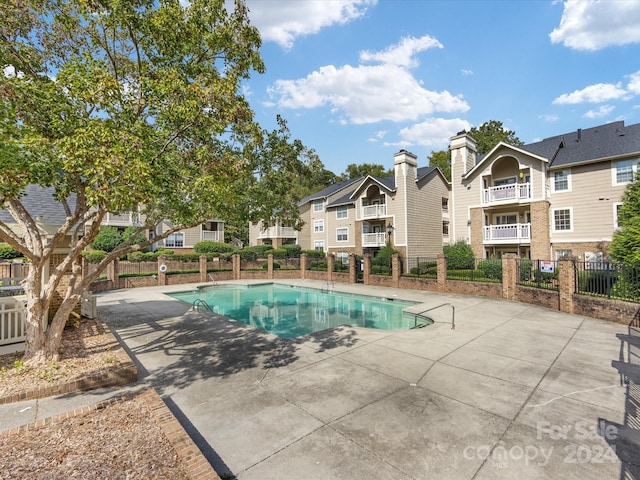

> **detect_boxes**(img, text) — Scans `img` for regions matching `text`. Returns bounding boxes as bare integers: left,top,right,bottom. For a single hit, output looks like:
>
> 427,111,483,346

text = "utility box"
81,291,96,319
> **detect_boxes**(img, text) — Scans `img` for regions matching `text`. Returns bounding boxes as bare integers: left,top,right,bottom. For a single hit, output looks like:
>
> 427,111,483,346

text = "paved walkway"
3,280,639,479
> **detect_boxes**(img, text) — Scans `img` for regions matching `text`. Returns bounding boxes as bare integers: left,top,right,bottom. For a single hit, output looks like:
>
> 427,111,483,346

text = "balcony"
102,212,143,227
483,223,531,245
258,226,297,239
201,230,222,242
482,183,531,206
361,204,387,220
362,232,387,247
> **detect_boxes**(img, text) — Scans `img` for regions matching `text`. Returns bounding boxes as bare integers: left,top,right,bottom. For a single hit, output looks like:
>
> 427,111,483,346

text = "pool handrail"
192,298,214,313
412,303,455,330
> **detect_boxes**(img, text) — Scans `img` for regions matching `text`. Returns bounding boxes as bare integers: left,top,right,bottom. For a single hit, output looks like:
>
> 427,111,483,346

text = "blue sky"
235,0,640,175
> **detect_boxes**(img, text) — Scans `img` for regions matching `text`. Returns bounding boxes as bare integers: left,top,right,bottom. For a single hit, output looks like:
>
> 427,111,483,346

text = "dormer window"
313,199,325,212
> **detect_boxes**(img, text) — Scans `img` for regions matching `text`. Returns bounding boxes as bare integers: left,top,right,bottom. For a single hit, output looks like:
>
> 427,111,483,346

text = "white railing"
482,183,531,205
362,233,387,247
102,212,143,226
258,226,297,239
0,298,26,346
201,230,222,242
483,223,531,244
361,204,387,219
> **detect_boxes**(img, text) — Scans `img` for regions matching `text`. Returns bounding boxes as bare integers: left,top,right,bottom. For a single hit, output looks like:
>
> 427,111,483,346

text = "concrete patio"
4,279,640,479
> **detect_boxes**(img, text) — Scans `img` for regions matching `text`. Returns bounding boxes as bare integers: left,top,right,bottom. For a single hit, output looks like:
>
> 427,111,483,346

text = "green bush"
155,248,174,255
444,240,475,270
579,269,616,295
533,268,558,283
310,260,328,271
333,262,348,272
371,265,390,275
246,245,274,257
126,251,146,262
90,227,122,252
478,259,502,280
519,258,533,281
262,262,281,269
0,244,21,259
447,269,487,281
410,261,437,276
304,249,325,258
267,248,287,259
82,250,107,264
194,241,236,254
372,245,398,267
143,252,160,261
237,249,258,261
281,244,302,257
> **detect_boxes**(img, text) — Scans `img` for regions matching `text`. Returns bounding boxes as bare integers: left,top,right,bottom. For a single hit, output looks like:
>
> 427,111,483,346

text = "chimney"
450,132,477,175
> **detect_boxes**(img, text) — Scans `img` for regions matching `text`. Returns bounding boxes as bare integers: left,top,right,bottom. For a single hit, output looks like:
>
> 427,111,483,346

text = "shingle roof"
520,120,640,168
298,177,362,205
0,185,77,226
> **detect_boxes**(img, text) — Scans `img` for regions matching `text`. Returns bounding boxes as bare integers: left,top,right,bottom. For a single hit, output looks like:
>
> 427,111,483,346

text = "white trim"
336,227,348,242
551,207,573,233
335,205,348,219
613,202,623,229
612,158,639,186
313,199,325,212
313,219,324,233
551,168,571,193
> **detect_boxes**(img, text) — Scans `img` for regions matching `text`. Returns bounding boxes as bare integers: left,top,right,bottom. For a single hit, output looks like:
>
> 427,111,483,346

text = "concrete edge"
0,388,221,480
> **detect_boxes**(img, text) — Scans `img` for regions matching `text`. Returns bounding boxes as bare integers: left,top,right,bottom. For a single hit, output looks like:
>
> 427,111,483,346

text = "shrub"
304,249,325,258
372,245,398,267
194,241,235,254
579,269,617,295
143,251,160,261
371,265,390,275
90,227,122,252
82,250,107,264
262,262,281,269
155,248,174,255
237,249,258,261
310,260,328,271
281,244,302,257
410,261,437,276
533,268,558,283
0,244,21,259
519,258,533,281
246,245,273,257
478,259,502,280
444,240,475,270
267,248,287,259
126,251,146,262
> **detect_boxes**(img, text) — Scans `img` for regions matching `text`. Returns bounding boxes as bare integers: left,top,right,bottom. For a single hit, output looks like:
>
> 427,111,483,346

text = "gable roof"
0,185,77,227
298,177,362,206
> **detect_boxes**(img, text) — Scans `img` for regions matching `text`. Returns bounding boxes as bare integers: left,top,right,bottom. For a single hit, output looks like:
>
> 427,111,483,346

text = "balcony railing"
483,223,531,244
362,232,387,247
361,204,387,219
258,226,297,239
102,212,143,226
201,230,222,242
482,183,531,205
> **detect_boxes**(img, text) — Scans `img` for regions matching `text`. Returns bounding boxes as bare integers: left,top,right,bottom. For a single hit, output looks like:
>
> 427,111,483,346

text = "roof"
519,120,640,168
0,185,77,226
298,177,362,206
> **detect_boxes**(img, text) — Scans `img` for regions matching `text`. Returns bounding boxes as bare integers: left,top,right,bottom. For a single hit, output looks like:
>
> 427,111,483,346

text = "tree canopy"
468,120,524,155
427,150,451,181
338,163,393,181
0,0,314,364
610,177,640,263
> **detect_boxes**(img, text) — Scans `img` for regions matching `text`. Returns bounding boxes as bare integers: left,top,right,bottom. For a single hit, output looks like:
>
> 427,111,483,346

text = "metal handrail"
207,273,218,286
412,302,455,329
192,298,214,313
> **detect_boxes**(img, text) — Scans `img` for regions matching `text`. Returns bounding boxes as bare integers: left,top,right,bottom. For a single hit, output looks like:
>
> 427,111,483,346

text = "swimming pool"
168,283,429,338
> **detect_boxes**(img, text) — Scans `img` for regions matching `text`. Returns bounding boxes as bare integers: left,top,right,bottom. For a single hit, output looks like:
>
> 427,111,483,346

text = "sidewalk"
2,280,638,479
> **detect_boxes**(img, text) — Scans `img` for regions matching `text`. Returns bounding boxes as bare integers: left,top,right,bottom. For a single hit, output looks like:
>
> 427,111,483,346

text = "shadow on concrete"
601,308,640,480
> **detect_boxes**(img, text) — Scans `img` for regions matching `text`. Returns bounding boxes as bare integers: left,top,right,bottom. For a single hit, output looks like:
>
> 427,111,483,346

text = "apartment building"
450,120,640,261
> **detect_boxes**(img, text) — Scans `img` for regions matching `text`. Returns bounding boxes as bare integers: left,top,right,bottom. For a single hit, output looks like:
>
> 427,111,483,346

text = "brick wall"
530,200,551,259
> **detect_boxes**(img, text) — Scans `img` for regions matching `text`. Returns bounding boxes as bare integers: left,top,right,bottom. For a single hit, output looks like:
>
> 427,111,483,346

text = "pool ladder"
322,280,334,293
192,298,214,313
411,302,455,330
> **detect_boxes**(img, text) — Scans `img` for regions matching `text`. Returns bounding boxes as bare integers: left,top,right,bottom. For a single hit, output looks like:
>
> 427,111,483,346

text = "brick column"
267,254,274,279
437,254,447,291
300,253,308,279
348,253,357,284
327,253,335,282
392,254,401,287
363,254,372,285
232,254,241,280
157,255,167,286
559,259,575,314
107,257,119,285
501,254,518,300
199,255,207,282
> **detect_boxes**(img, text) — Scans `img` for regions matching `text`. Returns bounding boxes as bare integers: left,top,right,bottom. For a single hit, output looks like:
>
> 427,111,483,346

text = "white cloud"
359,35,442,68
550,0,640,51
553,82,629,105
539,114,559,122
391,118,472,149
244,0,375,50
367,130,387,142
461,69,474,76
627,71,640,95
266,34,469,125
584,105,615,119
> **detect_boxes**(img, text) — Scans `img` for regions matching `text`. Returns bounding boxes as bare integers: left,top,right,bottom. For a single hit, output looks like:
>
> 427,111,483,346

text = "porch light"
386,223,394,236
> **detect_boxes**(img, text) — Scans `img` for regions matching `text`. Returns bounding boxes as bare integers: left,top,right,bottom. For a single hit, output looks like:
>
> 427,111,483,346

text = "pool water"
168,283,427,338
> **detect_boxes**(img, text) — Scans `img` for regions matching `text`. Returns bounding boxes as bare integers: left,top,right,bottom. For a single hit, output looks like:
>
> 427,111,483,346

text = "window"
553,169,570,192
553,208,572,231
614,203,623,229
336,228,348,241
336,205,348,219
555,249,572,260
314,219,324,232
336,251,349,265
495,214,517,225
614,159,639,184
442,222,449,235
313,199,325,212
494,177,516,186
314,240,324,251
165,232,184,248
441,198,449,212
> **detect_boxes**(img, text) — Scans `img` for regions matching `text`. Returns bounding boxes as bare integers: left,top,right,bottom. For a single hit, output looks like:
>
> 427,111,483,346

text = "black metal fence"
405,257,438,278
446,258,502,283
517,259,559,291
575,261,640,303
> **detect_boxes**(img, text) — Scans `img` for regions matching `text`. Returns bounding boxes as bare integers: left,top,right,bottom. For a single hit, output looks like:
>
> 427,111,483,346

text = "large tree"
427,150,451,181
0,0,313,365
338,162,393,181
610,177,640,263
468,120,523,155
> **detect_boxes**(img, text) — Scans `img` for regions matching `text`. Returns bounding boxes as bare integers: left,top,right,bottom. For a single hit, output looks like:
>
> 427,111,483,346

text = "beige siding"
326,204,356,250
298,203,311,250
